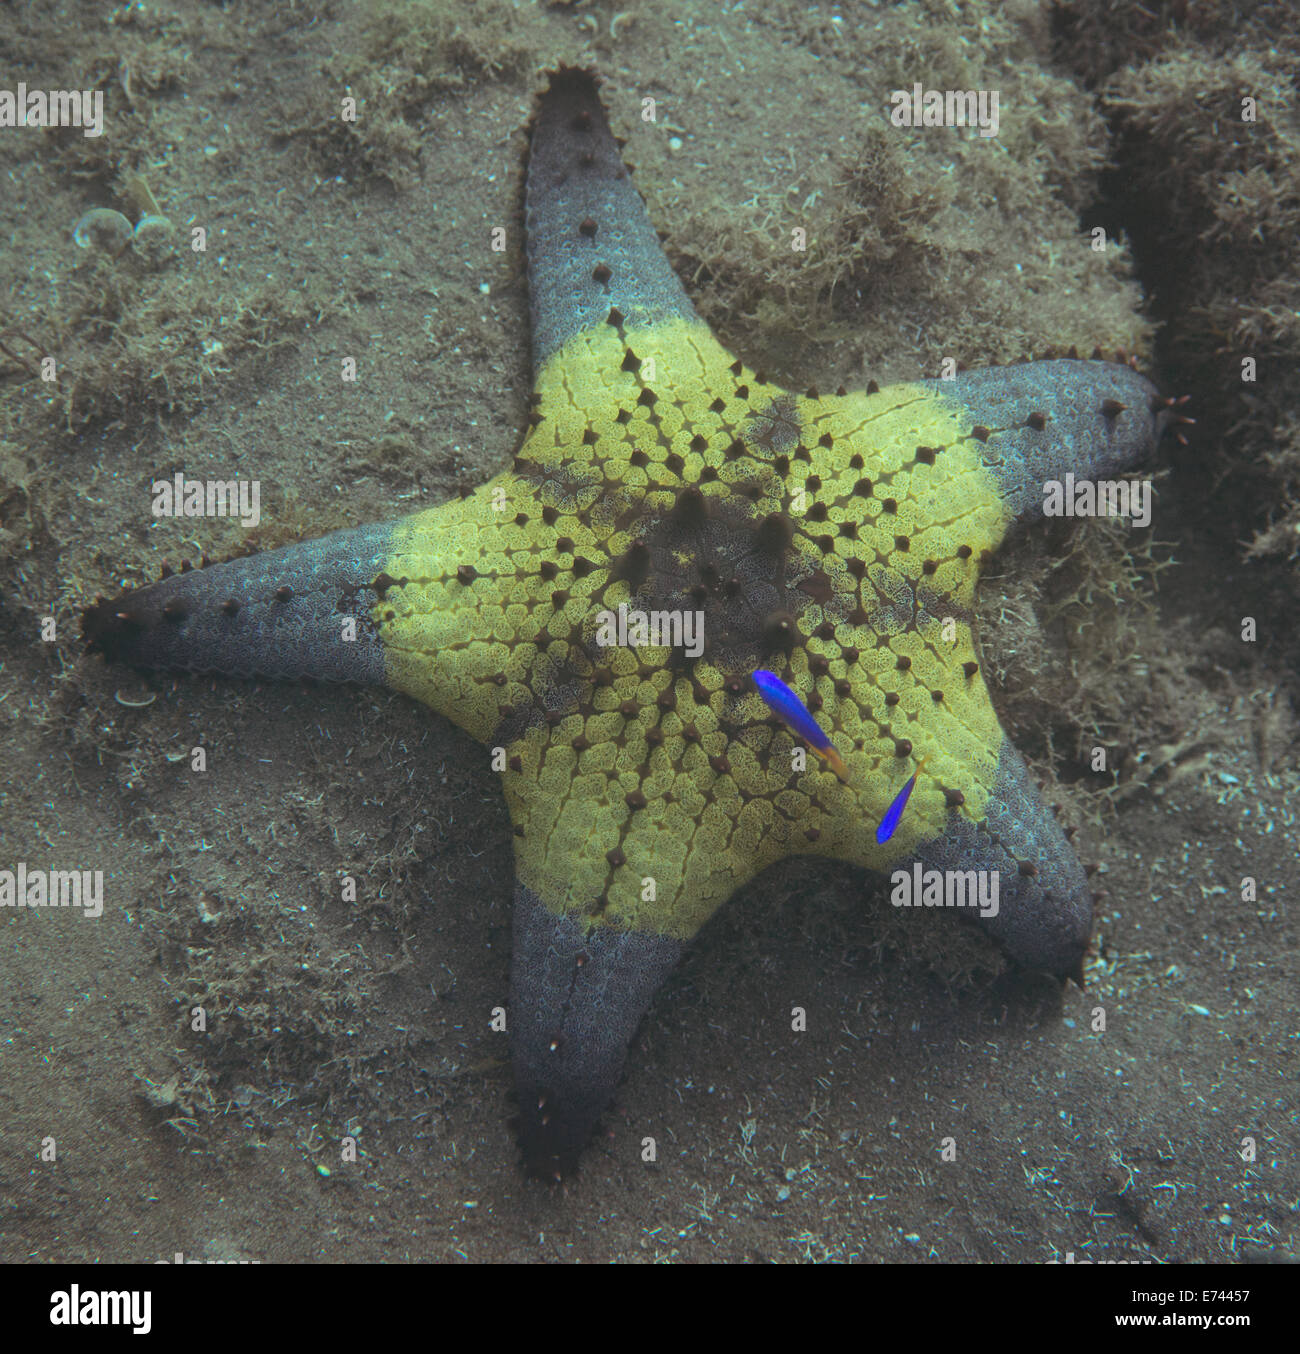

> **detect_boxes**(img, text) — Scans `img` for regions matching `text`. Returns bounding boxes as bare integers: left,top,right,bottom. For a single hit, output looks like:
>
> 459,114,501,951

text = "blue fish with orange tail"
876,756,929,844
752,669,849,782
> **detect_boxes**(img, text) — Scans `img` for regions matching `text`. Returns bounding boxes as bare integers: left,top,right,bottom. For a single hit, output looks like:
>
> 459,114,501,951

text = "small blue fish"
752,669,849,781
875,756,929,844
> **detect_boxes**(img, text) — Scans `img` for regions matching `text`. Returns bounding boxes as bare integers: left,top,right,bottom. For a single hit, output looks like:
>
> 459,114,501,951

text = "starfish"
84,69,1173,1178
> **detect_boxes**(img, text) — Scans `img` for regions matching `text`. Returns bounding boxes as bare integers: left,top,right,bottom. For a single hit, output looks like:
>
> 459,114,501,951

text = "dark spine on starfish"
511,884,683,1177
525,69,699,371
82,522,394,683
922,360,1169,524
914,738,1090,977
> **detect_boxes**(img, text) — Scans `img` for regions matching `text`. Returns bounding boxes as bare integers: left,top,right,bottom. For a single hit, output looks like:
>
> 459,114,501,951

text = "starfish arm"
913,738,1092,978
525,69,699,376
510,882,682,1177
83,480,580,746
497,677,814,1172
82,521,396,682
922,360,1168,525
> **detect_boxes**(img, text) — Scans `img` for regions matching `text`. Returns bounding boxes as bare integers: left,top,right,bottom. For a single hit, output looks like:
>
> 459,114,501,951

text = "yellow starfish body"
377,315,1007,942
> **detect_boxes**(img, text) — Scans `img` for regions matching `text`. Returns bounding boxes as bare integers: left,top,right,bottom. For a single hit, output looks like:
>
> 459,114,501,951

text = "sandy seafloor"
0,0,1296,1263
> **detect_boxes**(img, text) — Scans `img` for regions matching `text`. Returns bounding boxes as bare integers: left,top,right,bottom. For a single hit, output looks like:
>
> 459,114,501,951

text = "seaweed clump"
978,516,1233,819
291,0,538,188
1103,47,1300,566
1052,3,1300,582
27,244,326,431
657,0,1152,386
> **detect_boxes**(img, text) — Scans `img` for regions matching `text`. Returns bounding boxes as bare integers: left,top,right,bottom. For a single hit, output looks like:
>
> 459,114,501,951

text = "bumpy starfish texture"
85,69,1170,1177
